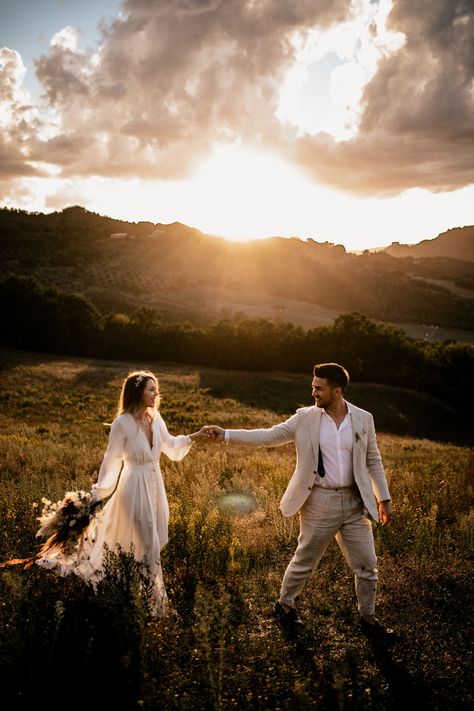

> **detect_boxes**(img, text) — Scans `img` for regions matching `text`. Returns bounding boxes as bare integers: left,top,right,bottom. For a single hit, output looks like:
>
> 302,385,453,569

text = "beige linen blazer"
227,401,390,521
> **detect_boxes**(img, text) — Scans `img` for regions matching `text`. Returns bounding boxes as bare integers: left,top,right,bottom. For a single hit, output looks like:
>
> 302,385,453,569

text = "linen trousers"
279,485,378,616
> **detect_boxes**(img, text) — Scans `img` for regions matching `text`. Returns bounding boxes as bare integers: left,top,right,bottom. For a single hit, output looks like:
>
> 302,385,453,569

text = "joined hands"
189,426,225,441
199,425,225,442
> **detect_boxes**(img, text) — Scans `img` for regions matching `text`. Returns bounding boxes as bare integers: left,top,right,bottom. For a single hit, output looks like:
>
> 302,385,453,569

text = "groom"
204,362,394,637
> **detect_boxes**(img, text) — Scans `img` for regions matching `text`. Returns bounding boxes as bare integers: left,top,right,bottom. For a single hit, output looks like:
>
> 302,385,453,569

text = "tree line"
1,274,472,411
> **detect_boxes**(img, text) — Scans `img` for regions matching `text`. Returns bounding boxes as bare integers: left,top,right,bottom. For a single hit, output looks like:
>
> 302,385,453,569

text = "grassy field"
0,347,473,710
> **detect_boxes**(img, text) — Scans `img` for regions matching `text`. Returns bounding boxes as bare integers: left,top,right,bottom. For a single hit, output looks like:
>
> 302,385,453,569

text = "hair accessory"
134,375,144,387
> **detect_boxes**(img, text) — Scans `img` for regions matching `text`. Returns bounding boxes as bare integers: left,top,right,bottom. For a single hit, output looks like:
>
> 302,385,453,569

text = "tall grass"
0,348,472,709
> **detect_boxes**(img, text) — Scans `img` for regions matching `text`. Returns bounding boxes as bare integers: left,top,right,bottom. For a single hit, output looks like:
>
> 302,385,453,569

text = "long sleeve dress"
36,411,193,613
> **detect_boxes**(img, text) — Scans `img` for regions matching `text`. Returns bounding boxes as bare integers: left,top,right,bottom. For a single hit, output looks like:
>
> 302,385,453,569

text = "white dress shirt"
314,409,354,487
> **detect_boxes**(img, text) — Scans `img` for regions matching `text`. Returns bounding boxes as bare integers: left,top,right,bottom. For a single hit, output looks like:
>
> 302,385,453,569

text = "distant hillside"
384,226,474,262
1,206,473,335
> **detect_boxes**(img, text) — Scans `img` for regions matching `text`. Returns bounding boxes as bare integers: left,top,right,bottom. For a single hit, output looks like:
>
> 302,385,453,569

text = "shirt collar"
321,409,351,429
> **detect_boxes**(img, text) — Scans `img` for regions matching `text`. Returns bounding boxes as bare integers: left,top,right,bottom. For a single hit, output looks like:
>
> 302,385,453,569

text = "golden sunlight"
179,144,321,241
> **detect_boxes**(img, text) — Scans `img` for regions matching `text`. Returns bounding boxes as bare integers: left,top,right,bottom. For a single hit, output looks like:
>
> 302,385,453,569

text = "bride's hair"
117,370,160,416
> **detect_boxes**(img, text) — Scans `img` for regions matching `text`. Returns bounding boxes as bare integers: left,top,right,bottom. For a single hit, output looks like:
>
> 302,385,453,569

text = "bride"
37,369,206,614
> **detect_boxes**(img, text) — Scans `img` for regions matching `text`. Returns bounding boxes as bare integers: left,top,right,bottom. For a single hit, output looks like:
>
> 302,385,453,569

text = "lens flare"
216,493,258,516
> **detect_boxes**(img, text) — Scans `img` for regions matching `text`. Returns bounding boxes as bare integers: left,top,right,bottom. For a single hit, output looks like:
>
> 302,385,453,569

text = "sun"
179,144,321,241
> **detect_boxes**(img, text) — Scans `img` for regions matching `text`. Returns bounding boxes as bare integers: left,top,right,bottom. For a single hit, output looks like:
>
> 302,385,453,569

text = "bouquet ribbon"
0,554,41,570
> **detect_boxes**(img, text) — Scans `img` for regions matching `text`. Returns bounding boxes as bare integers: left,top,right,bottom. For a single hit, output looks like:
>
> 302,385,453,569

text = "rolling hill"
383,226,474,261
1,206,473,338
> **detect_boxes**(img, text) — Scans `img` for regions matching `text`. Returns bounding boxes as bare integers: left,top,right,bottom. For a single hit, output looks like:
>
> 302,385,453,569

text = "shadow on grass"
273,621,436,711
1,347,471,444
0,346,121,390
365,637,433,710
198,369,472,445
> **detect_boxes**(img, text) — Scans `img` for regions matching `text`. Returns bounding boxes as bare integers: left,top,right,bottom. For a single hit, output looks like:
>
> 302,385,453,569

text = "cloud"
0,48,44,181
50,26,81,52
29,0,350,180
2,0,473,197
288,0,474,194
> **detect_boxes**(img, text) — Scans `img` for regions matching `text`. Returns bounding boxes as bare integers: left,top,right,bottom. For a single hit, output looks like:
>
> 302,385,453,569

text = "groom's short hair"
313,363,349,391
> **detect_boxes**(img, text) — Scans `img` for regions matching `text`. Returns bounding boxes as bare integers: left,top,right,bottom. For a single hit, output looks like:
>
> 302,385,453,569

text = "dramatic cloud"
290,0,474,193
31,0,350,180
2,0,473,196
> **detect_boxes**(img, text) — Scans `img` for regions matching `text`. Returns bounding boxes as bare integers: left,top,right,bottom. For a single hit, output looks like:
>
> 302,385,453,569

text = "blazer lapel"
310,406,322,461
347,402,364,469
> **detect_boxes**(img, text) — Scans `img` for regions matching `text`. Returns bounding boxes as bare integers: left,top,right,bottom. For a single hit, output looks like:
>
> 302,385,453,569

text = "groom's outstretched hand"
202,425,225,442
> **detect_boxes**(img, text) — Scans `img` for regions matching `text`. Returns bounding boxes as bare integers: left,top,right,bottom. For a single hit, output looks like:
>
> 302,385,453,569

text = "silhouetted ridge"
0,206,472,332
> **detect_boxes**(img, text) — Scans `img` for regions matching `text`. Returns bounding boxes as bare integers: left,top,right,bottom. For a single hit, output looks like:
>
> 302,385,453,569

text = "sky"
0,0,473,251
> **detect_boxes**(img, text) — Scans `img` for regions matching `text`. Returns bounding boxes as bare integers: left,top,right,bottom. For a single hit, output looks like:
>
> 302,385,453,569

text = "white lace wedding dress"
37,411,193,614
